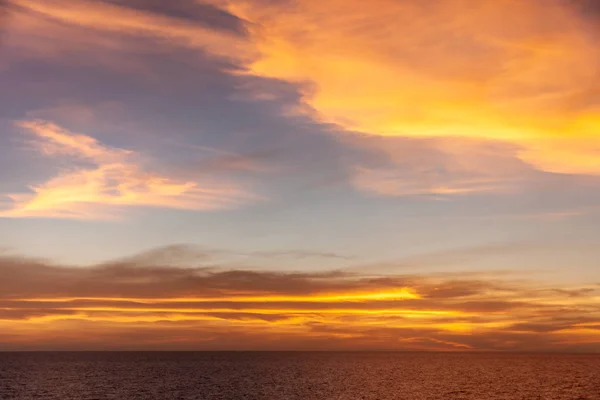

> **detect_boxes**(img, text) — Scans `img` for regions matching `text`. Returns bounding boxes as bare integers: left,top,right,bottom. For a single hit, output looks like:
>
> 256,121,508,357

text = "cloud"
3,0,252,75
0,1,7,41
0,120,258,219
103,0,249,36
249,250,353,260
348,242,541,274
7,0,600,200
104,244,354,270
0,249,598,351
346,135,533,197
8,0,248,54
212,0,600,178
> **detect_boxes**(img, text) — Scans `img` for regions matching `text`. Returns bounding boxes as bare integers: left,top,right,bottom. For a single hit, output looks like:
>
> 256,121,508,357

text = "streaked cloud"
104,0,249,35
0,249,598,351
3,0,252,79
0,120,258,219
7,0,248,56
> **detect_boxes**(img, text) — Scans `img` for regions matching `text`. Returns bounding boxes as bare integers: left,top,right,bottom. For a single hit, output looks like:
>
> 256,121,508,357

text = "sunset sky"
1,0,599,351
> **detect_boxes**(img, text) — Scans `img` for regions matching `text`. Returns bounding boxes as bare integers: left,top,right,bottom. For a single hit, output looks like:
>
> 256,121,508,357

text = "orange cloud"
0,120,257,219
216,0,600,177
0,251,598,351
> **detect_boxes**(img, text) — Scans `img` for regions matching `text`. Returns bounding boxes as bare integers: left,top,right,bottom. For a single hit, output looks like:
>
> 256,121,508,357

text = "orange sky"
1,0,599,351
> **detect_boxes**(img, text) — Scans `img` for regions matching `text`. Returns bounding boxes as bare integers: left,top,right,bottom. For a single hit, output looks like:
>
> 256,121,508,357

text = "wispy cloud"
8,0,247,53
104,244,354,268
346,135,532,197
4,0,252,75
0,120,258,219
0,249,598,351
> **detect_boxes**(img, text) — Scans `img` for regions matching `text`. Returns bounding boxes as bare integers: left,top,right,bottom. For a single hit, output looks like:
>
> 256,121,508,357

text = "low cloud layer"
1,248,598,351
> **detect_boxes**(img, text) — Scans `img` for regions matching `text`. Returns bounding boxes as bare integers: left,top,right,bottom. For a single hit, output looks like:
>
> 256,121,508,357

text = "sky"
0,0,599,351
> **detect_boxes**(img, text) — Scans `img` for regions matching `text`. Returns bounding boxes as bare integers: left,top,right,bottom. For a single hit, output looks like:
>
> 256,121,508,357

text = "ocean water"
0,352,598,399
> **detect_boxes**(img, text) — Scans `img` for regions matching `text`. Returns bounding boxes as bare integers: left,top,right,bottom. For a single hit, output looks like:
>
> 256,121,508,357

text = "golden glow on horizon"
2,289,598,351
18,288,419,303
24,307,463,317
1,282,598,350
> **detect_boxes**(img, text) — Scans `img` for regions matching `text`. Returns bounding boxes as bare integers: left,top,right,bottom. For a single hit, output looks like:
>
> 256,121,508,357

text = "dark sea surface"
0,352,598,400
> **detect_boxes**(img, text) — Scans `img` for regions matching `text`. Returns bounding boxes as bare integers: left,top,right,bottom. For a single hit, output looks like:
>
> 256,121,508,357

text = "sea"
0,352,598,399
